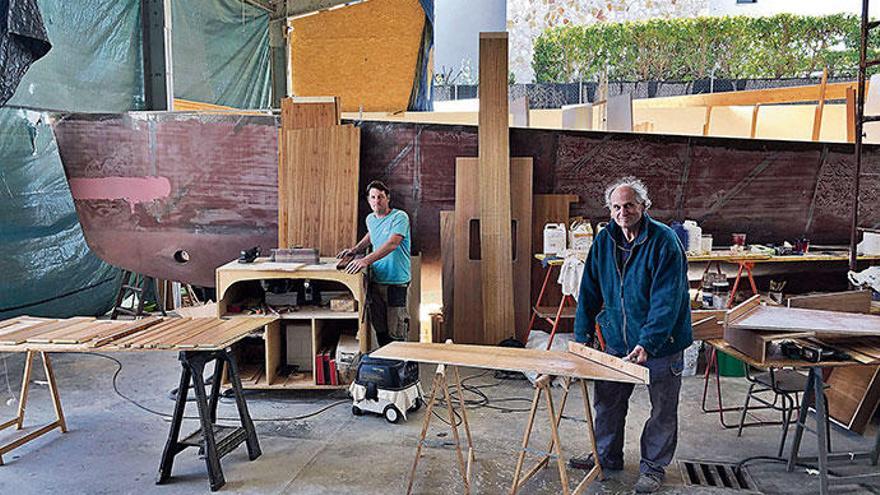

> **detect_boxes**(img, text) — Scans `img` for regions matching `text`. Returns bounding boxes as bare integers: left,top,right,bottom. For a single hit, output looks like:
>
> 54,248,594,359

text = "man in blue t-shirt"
337,180,412,347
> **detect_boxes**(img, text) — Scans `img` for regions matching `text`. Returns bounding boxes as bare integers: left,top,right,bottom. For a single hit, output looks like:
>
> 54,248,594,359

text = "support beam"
141,0,173,111
269,18,288,107
478,32,514,344
812,69,829,141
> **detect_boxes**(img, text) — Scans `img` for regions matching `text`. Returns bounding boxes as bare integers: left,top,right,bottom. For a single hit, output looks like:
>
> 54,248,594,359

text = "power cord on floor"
735,455,843,477
67,353,348,422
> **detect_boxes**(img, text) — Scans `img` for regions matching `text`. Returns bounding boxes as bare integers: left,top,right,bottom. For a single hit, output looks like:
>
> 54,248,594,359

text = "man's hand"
623,345,648,364
345,258,370,274
336,248,352,259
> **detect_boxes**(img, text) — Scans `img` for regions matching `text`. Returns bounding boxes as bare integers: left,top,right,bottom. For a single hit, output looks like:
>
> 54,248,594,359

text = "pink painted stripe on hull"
69,176,172,213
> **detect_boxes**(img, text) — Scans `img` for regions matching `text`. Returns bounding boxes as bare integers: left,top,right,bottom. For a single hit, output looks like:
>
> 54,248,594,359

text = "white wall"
709,0,880,17
434,0,506,84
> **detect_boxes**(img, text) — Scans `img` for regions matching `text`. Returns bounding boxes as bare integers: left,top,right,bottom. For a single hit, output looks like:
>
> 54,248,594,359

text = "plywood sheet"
826,365,880,434
453,157,532,345
371,342,647,384
280,97,340,130
478,32,514,345
278,125,360,255
289,0,425,112
730,305,880,337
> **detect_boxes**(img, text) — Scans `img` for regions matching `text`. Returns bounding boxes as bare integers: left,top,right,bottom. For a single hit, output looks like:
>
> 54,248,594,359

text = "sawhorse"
156,348,261,491
787,366,880,495
0,351,67,464
528,258,603,350
698,258,758,309
511,375,603,495
407,362,475,494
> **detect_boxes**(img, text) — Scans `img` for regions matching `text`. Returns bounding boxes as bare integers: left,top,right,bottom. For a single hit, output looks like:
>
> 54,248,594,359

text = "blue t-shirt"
366,209,411,284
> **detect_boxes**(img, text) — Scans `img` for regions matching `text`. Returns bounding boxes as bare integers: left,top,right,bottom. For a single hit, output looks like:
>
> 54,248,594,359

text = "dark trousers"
593,351,683,478
368,283,409,347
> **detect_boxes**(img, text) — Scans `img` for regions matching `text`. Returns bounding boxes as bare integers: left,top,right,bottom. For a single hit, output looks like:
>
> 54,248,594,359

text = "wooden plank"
0,319,90,345
478,32,514,346
724,295,761,327
730,305,880,337
568,342,650,384
371,342,647,384
279,125,360,256
453,157,532,345
192,318,273,349
440,210,455,343
141,318,220,348
702,106,713,136
634,80,861,109
847,86,857,143
90,317,164,347
812,69,829,141
114,318,194,347
26,319,105,343
280,96,340,130
826,365,880,434
787,290,872,314
0,317,50,333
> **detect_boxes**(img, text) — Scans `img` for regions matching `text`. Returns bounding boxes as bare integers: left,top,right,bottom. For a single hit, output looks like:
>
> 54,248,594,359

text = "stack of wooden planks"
278,96,360,256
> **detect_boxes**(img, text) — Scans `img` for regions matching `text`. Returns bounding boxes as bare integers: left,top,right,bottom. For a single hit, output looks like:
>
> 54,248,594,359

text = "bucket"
717,352,746,377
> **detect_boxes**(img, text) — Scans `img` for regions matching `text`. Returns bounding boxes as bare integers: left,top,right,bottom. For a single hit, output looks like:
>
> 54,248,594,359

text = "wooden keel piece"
478,31,515,346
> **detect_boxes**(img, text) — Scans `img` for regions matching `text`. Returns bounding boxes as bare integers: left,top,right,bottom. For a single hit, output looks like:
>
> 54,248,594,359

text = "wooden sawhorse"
0,351,67,465
511,374,603,495
407,362,475,494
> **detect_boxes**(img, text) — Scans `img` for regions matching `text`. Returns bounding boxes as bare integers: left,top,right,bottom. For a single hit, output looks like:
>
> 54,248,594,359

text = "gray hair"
604,176,652,209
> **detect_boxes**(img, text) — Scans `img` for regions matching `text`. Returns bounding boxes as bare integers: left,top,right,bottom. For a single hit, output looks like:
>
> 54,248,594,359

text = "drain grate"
679,460,759,492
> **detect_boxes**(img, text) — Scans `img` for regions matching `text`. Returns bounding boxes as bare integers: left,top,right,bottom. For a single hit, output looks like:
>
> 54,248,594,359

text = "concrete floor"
0,350,879,494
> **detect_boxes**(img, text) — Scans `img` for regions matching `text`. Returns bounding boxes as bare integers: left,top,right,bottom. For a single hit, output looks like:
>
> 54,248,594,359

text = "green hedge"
533,14,879,83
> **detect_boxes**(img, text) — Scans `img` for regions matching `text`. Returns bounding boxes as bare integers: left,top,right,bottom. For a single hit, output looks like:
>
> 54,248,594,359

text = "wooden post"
847,86,858,143
702,106,713,136
812,69,829,141
478,32,515,345
750,104,761,139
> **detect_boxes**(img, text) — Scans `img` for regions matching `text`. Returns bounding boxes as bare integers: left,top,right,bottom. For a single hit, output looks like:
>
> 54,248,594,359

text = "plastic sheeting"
408,0,433,111
172,0,272,109
0,0,51,106
0,0,144,318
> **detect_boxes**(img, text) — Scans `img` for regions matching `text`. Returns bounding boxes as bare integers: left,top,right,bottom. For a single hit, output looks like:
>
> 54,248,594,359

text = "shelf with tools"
216,258,367,390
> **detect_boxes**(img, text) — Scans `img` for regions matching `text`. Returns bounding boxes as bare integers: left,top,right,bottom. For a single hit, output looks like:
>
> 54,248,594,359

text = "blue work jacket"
574,213,693,358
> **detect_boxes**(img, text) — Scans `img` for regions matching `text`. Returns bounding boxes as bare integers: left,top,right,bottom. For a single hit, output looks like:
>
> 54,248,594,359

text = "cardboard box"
330,296,356,312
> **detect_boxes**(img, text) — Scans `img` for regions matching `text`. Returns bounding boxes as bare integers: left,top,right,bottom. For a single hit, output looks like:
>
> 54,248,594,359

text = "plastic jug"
569,219,593,255
683,220,702,255
543,223,567,255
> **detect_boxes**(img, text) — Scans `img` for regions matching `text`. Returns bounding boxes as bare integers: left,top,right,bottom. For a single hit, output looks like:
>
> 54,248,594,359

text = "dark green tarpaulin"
0,0,271,319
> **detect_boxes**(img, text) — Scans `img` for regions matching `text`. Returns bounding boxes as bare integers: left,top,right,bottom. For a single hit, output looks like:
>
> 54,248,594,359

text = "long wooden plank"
113,318,194,347
371,342,646,384
730,305,880,337
178,318,271,349
811,69,829,141
89,317,164,347
207,318,276,349
31,320,115,344
139,318,220,348
634,80,862,109
478,31,515,346
568,342,650,384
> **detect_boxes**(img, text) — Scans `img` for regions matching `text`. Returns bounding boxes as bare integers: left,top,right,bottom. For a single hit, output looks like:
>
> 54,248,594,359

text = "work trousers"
593,350,683,478
369,282,410,347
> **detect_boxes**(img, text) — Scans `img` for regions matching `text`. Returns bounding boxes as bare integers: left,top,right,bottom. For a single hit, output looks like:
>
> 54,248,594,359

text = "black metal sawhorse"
156,348,261,491
786,366,880,494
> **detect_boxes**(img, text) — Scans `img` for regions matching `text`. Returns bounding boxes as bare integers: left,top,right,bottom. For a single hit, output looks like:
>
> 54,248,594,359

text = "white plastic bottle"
543,223,567,255
683,220,702,255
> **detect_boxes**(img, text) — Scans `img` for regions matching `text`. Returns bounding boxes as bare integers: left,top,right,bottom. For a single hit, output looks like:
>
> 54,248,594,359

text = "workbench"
0,315,275,491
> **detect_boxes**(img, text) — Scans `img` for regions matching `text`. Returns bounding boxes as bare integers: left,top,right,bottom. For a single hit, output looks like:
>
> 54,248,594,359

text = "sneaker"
634,473,663,493
567,454,623,471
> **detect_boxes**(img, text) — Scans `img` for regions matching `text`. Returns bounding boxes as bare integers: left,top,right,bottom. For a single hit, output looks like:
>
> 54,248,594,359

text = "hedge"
533,14,880,83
